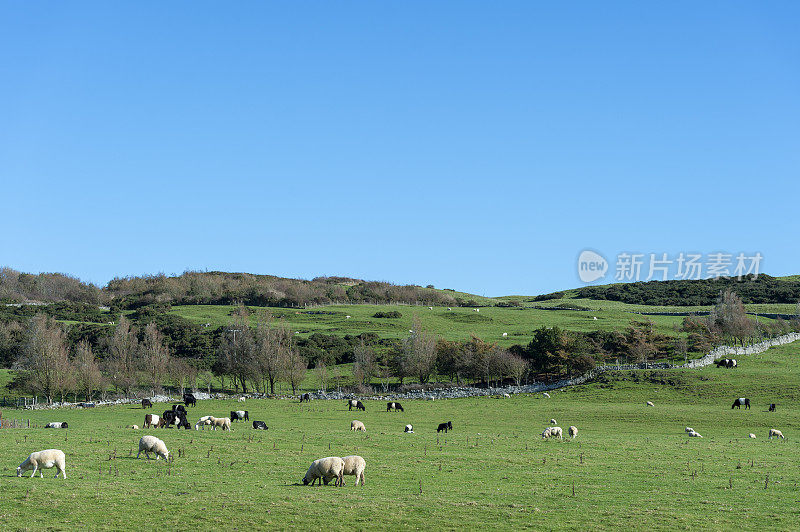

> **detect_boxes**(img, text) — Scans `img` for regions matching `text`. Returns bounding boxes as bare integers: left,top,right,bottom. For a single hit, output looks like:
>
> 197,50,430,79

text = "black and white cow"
437,421,453,433
253,420,268,430
386,402,404,412
45,422,68,429
300,393,311,403
732,397,750,410
231,410,249,422
159,410,179,427
727,359,737,368
348,400,365,411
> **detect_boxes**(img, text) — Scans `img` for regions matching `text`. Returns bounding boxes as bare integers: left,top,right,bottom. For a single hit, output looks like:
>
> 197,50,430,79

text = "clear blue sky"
2,2,798,296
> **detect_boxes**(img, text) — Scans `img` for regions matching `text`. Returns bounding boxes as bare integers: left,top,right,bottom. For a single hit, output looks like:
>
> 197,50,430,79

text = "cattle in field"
769,403,776,412
142,399,153,409
348,400,365,411
253,420,268,430
231,410,249,422
386,402,404,412
437,421,453,433
732,397,750,410
144,414,160,428
183,393,197,407
300,393,311,403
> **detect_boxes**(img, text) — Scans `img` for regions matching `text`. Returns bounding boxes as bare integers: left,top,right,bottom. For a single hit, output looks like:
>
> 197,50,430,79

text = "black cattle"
726,359,737,368
79,402,95,408
253,420,268,430
300,393,311,403
159,410,179,427
183,393,197,407
732,398,750,410
437,421,453,433
172,404,187,414
142,399,153,409
715,359,729,368
175,411,191,429
386,402,404,412
231,410,250,422
348,400,365,411
769,403,776,412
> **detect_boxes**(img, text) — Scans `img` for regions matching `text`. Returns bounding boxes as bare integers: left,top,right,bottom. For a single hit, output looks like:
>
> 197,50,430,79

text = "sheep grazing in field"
685,427,695,433
550,419,557,425
687,430,703,438
144,414,160,429
137,435,170,460
195,416,212,430
17,449,66,479
728,359,737,368
127,425,140,430
646,401,654,407
347,399,365,411
302,457,344,486
503,393,511,398
437,421,453,433
238,397,246,403
230,410,249,422
404,424,414,433
386,402,404,412
351,420,366,432
542,392,550,399
209,417,232,431
345,315,351,319
502,332,508,337
732,397,750,410
768,429,785,440
542,427,563,440
749,433,756,439
252,420,268,430
44,422,68,429
340,455,367,486
142,399,153,409
428,307,433,310
569,426,578,439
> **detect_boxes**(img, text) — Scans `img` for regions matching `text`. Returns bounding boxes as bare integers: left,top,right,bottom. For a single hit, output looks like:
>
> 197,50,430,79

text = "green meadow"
1,341,799,530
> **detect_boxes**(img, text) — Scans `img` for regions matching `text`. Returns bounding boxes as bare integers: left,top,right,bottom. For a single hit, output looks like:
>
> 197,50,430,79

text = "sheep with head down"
17,449,66,479
351,420,366,432
569,426,578,439
137,435,169,460
340,455,367,486
542,427,562,440
302,457,344,486
769,429,785,440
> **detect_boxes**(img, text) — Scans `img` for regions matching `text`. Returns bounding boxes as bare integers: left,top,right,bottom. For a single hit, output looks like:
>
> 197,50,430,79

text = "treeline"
573,274,800,306
0,267,102,304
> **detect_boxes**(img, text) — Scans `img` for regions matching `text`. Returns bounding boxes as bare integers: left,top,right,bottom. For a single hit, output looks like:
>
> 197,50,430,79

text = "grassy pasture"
2,342,800,530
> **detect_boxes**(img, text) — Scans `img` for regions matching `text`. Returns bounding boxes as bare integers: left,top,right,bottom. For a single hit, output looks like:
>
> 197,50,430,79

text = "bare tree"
253,312,291,394
16,315,70,403
314,359,328,392
281,347,307,394
74,339,103,402
142,323,171,395
403,317,437,384
107,315,140,398
353,340,376,386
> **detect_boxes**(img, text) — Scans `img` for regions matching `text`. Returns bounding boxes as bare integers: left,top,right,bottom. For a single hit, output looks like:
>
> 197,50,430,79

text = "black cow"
160,410,179,427
175,411,191,429
726,359,737,368
183,393,197,407
231,410,250,422
172,404,187,414
437,421,453,433
386,402,404,412
732,398,750,410
253,420,268,430
769,403,776,412
142,399,153,409
348,400,365,411
300,393,311,403
715,359,729,368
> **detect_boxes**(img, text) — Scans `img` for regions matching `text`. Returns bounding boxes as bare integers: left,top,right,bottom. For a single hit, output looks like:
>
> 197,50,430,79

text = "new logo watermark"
576,250,763,284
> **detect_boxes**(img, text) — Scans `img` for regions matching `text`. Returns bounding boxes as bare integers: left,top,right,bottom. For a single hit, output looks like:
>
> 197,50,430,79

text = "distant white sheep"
345,315,351,319
127,425,140,430
208,416,232,431
646,401,654,407
428,307,433,310
688,430,703,438
769,429,785,440
749,433,756,439
350,420,366,432
542,392,550,399
195,416,213,430
447,307,452,311
404,424,414,433
302,456,344,486
238,397,246,403
503,393,511,398
502,332,508,337
550,419,557,425
44,422,68,429
341,455,367,486
685,427,694,433
17,449,66,479
569,426,578,439
542,426,563,440
474,308,479,312
137,435,169,460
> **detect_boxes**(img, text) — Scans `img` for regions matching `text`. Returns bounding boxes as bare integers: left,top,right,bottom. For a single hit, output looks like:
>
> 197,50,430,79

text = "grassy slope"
1,342,800,530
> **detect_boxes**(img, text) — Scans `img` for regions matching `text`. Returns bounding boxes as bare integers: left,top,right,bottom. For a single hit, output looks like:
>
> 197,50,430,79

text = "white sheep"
685,427,694,433
503,393,511,398
17,449,66,479
646,401,654,407
474,308,479,312
749,433,756,439
44,422,68,429
550,418,557,425
542,392,550,399
341,455,367,486
345,315,351,319
542,427,562,440
569,426,578,439
769,429,785,440
351,420,366,432
137,435,169,460
502,332,508,337
428,307,433,310
302,456,344,486
195,416,213,430
209,416,232,431
688,430,703,438
238,397,246,403
404,424,414,433
127,425,140,430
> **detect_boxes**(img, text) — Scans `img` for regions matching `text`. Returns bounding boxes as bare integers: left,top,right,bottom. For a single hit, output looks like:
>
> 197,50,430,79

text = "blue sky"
2,2,798,296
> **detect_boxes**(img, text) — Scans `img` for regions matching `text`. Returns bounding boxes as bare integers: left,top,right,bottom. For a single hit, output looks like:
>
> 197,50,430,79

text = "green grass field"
2,341,800,530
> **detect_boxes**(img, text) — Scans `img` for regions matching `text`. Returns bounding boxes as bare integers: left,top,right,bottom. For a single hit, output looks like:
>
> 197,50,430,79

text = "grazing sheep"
17,449,66,479
194,416,212,430
44,422,68,429
208,416,232,431
428,307,433,310
404,424,414,433
128,425,140,430
340,455,367,486
345,315,351,319
347,399,365,411
351,420,366,432
749,433,756,439
688,430,703,438
685,427,695,433
142,399,153,409
550,419,557,425
569,426,578,439
230,410,249,422
437,421,453,433
137,435,169,460
144,414,160,428
542,427,563,440
728,359,737,368
302,457,344,486
238,397,246,403
502,332,508,337
252,420,268,430
768,429,785,440
503,393,511,398
386,402,404,412
542,392,550,399
646,401,654,407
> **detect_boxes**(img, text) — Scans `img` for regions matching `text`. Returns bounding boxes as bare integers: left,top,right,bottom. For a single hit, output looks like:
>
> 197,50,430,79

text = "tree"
352,340,376,386
626,321,656,364
403,317,437,384
708,289,755,345
253,312,292,394
281,347,307,394
74,339,103,402
216,306,255,392
142,323,171,395
107,315,140,398
504,351,529,386
314,359,329,392
16,314,71,403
